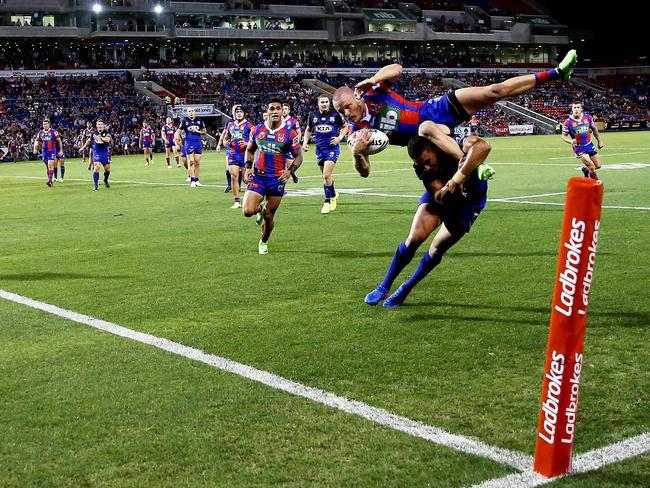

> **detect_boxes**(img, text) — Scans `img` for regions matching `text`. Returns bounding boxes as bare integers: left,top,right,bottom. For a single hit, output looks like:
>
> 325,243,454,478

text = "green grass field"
1,132,648,487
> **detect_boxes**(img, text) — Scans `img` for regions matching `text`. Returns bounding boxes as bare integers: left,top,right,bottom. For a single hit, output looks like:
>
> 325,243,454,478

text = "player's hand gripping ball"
347,129,389,156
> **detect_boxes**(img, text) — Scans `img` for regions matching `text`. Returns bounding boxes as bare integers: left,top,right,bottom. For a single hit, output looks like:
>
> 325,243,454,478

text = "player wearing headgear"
33,118,63,187
562,101,604,179
302,94,348,214
333,49,578,177
218,104,253,208
175,107,207,187
140,121,155,166
161,116,180,168
365,122,492,307
243,97,302,255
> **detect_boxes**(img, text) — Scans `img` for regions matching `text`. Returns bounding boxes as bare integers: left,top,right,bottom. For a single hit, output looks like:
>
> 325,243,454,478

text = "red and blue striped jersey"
250,123,301,177
140,128,154,145
36,129,59,153
226,120,253,156
162,124,176,142
81,128,94,142
349,81,425,146
562,114,593,146
283,116,301,133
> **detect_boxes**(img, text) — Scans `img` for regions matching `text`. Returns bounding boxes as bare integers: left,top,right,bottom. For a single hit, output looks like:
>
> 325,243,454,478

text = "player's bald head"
333,86,354,110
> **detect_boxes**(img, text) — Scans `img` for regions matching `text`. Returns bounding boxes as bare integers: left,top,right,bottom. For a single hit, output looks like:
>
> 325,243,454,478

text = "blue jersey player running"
561,101,604,179
302,94,348,214
176,107,207,187
333,50,578,177
365,124,493,307
81,119,112,191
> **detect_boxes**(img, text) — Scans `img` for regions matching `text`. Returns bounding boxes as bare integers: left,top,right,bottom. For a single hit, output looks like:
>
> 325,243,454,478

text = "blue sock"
380,241,417,291
329,183,336,198
54,168,58,179
93,172,99,188
226,170,232,186
324,185,331,202
399,251,442,296
60,166,65,178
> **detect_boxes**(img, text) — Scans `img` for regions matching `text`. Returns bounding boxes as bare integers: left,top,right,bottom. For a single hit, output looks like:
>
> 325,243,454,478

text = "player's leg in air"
453,50,577,116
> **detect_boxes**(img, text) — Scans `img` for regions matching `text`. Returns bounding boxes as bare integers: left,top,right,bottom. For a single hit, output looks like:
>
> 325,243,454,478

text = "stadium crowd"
0,75,161,160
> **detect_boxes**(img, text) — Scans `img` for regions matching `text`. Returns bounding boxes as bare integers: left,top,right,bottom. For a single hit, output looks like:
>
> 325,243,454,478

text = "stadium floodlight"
92,3,102,13
154,5,163,14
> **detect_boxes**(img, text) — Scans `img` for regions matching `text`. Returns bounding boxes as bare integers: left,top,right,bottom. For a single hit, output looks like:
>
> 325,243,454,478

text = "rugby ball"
347,129,389,155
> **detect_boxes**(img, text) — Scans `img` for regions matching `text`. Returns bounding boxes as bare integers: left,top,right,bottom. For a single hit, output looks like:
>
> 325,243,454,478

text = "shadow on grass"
0,272,132,281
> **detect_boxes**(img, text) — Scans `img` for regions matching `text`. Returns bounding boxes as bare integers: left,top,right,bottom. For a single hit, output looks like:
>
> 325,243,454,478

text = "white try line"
472,433,650,488
548,151,645,160
0,289,531,472
2,175,648,210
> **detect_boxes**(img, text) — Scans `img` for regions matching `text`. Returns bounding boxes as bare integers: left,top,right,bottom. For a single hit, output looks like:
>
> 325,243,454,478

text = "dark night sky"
543,1,646,62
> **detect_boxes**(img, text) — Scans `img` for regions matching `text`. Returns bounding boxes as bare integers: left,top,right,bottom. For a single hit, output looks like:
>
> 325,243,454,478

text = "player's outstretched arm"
435,135,491,203
418,121,464,160
355,64,403,94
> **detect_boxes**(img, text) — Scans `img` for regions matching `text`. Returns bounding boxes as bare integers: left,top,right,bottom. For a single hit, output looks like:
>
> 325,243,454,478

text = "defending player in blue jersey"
302,94,348,214
561,101,604,179
175,107,207,187
333,49,578,177
365,123,492,307
80,119,112,191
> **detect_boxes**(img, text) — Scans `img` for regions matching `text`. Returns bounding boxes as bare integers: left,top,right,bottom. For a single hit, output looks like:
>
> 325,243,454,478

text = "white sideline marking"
0,289,531,472
2,176,648,210
549,151,644,160
471,433,650,488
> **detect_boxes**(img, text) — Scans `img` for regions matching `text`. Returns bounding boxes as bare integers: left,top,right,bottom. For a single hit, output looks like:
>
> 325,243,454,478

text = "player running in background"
562,101,604,179
86,119,112,191
333,50,578,177
302,94,348,214
33,119,63,187
282,103,302,183
219,104,253,208
80,121,94,170
243,97,303,255
140,121,155,165
365,124,492,307
176,107,207,187
161,116,179,168
54,150,65,182
217,125,233,193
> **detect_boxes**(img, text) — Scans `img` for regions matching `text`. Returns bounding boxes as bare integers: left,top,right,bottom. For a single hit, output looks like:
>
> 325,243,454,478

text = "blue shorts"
228,154,245,167
246,174,286,197
180,145,187,157
421,91,470,129
92,153,111,166
418,175,487,236
316,146,340,166
42,151,56,163
574,143,597,158
184,142,202,155
142,142,153,149
164,139,174,148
